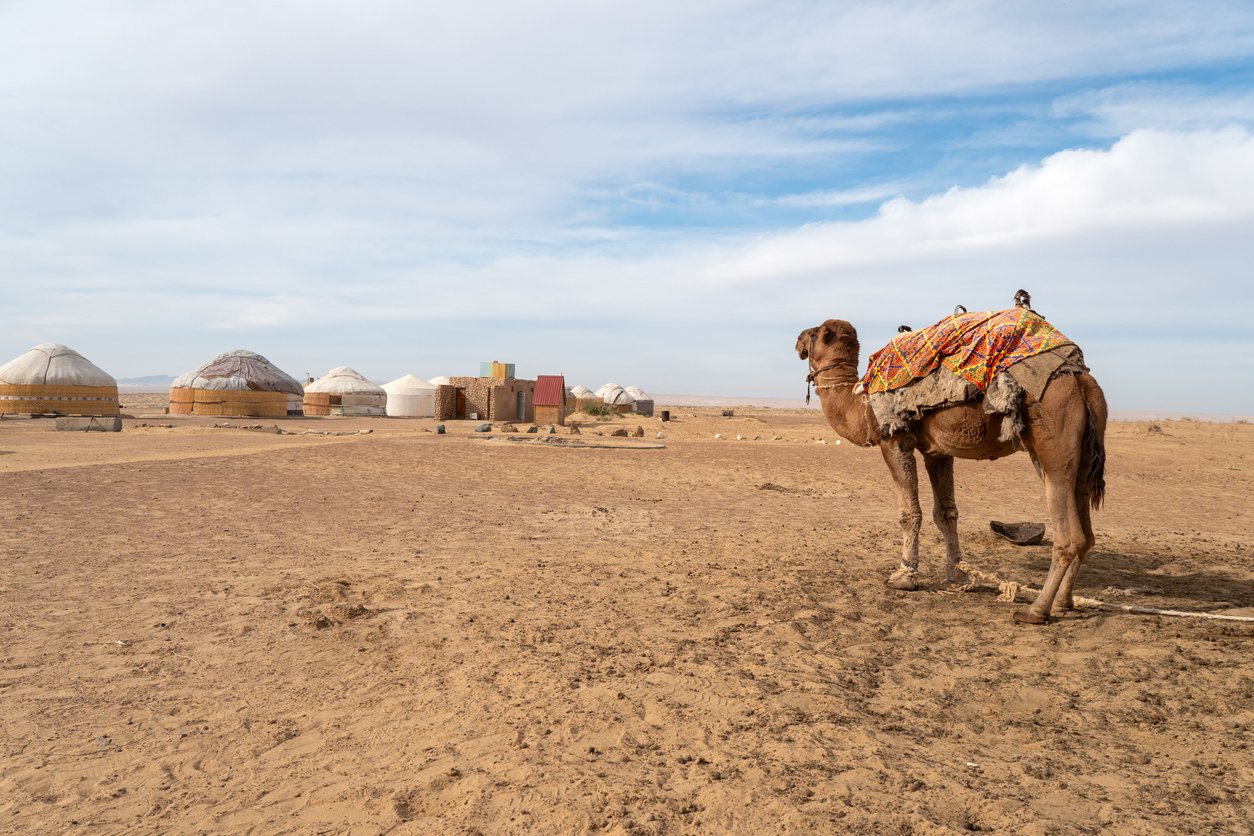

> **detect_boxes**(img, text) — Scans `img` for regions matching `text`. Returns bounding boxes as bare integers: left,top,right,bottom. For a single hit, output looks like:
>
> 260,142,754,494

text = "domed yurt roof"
570,384,596,398
428,375,451,386
0,342,119,416
602,385,635,406
625,385,650,400
304,367,385,395
595,382,621,398
381,374,436,418
302,365,386,416
382,374,436,418
0,343,116,388
382,374,436,394
172,350,303,394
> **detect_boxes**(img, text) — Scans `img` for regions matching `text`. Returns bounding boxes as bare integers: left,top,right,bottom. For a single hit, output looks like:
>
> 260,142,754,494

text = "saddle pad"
860,307,1074,395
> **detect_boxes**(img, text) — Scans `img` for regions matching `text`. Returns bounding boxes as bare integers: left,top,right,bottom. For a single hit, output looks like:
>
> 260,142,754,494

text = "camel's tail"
1079,373,1108,510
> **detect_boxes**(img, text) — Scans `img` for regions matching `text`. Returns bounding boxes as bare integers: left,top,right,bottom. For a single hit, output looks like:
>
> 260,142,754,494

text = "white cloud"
10,2,1254,112
7,129,1254,342
770,185,906,208
1054,83,1254,135
705,129,1254,287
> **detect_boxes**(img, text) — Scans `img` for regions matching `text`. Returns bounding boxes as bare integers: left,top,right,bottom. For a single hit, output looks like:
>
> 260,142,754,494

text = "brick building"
534,374,569,426
434,376,536,422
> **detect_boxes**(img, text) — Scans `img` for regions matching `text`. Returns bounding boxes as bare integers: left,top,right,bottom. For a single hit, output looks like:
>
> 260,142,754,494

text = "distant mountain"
116,374,175,390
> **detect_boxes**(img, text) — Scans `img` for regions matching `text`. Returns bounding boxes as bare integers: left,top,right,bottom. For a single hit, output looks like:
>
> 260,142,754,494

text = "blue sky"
2,1,1253,413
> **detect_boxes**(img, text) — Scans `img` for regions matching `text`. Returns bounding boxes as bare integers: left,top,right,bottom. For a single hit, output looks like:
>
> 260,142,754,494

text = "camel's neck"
813,362,877,447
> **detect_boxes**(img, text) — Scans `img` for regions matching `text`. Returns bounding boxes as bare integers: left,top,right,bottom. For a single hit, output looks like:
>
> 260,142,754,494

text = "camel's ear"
819,320,859,355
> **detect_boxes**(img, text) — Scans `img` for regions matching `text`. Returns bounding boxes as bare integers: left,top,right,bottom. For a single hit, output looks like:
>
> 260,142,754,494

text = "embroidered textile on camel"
858,308,1085,441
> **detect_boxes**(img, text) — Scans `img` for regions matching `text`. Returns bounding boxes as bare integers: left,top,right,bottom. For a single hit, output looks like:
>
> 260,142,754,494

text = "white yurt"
428,375,451,387
626,386,655,417
170,349,304,417
382,374,436,417
595,382,621,398
601,388,637,411
303,367,387,416
0,343,119,416
570,384,596,398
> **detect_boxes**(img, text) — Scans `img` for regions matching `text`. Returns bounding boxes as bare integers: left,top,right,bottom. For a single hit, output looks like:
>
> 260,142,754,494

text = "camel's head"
794,327,818,361
796,320,860,366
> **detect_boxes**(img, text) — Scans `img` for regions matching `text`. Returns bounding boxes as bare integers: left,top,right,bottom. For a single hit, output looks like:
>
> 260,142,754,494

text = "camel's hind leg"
880,437,923,590
1055,379,1105,613
1054,484,1095,613
1016,382,1090,624
1014,469,1085,624
924,454,968,585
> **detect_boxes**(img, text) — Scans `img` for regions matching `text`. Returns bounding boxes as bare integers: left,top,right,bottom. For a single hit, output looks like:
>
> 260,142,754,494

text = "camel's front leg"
924,455,968,586
880,438,923,590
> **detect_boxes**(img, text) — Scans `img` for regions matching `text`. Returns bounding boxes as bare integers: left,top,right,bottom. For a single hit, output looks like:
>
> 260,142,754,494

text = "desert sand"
1,401,1251,834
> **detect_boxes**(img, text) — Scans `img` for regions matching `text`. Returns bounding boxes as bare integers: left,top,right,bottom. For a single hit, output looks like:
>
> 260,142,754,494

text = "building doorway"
455,389,467,419
516,391,525,421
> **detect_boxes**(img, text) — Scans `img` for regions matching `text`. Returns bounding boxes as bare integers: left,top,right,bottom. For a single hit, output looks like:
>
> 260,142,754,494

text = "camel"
795,315,1107,625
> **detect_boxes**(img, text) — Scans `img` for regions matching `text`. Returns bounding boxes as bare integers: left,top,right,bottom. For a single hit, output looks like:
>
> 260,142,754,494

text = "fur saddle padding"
861,307,1074,395
867,345,1088,442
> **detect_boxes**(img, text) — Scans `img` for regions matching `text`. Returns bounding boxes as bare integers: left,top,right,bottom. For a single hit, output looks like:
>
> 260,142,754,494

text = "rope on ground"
886,565,919,588
955,560,1254,623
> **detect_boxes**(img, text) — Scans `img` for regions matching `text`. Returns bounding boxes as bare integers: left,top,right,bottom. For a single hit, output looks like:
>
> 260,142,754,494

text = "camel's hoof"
885,567,919,591
1013,609,1050,625
943,571,972,589
1051,598,1075,615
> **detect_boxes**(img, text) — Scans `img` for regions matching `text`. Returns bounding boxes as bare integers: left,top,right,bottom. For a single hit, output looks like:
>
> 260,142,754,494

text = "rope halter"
804,330,859,405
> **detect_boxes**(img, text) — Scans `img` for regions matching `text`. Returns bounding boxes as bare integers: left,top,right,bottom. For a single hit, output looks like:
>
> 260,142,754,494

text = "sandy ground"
1,400,1251,834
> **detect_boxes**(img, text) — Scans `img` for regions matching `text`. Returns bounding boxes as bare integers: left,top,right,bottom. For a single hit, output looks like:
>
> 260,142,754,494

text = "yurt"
382,374,436,417
626,386,655,417
428,375,451,387
0,343,119,416
594,382,620,398
169,349,304,417
571,384,600,412
603,385,634,405
304,367,387,416
602,385,636,414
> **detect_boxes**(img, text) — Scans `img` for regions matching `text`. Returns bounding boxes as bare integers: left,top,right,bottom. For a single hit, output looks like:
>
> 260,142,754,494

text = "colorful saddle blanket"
860,307,1074,395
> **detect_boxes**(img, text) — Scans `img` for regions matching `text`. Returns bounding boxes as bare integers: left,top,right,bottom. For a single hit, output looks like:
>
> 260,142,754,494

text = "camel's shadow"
1000,547,1254,608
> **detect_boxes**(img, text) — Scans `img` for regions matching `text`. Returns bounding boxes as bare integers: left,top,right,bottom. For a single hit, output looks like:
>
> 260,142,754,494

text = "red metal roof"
535,374,565,406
